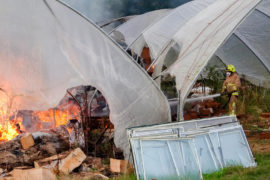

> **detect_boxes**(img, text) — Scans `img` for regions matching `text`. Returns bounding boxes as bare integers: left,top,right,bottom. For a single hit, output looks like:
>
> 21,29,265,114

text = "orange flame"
0,91,20,141
34,108,80,128
0,90,80,141
0,121,20,141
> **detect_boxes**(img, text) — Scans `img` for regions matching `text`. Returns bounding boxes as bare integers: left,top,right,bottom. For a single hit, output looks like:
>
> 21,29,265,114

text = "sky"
61,0,190,23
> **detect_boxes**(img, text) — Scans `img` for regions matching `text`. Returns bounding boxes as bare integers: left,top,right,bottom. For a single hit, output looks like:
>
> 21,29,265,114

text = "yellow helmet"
226,64,235,72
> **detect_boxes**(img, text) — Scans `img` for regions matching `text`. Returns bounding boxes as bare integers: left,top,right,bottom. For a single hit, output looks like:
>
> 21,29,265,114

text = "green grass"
109,174,137,180
237,81,270,117
203,153,270,180
113,154,270,180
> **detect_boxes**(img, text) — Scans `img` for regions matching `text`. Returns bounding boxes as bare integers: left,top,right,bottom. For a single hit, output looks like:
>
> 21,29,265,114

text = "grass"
113,153,270,180
237,81,270,117
109,174,137,180
203,153,270,180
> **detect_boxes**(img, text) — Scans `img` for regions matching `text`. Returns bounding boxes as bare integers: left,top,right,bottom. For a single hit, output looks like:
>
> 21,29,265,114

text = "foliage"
238,80,270,117
160,74,178,99
203,153,270,180
199,65,270,117
202,65,225,94
88,130,115,158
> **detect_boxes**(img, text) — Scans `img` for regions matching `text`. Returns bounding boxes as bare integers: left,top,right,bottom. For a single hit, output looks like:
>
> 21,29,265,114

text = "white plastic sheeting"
214,1,270,87
110,9,171,47
112,0,270,93
160,0,262,114
0,0,171,158
128,116,256,179
128,0,216,59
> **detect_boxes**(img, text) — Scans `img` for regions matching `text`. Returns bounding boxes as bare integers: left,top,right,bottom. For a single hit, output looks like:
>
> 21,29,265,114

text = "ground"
58,134,270,180
203,153,270,180
203,137,270,180
203,114,270,180
57,114,270,180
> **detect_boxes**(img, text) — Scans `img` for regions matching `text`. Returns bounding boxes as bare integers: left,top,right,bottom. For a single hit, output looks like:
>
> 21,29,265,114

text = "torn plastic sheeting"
128,0,217,60
128,118,255,179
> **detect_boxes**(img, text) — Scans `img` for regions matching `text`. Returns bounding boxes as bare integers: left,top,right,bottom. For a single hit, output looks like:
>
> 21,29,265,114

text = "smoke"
60,0,192,23
60,0,116,23
168,0,190,7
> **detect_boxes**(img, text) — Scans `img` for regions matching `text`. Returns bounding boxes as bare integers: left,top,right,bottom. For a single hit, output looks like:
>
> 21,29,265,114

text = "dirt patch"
248,137,270,154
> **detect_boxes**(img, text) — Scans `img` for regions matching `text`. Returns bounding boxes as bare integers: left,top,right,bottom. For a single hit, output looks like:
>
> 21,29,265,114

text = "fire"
0,121,20,141
0,90,20,141
35,108,80,128
0,107,80,141
0,89,80,141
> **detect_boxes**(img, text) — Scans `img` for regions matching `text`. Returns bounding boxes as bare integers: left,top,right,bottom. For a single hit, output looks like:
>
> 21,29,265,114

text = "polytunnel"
214,0,270,87
110,0,270,109
0,0,171,159
112,1,265,177
110,9,171,49
160,0,264,116
111,0,217,59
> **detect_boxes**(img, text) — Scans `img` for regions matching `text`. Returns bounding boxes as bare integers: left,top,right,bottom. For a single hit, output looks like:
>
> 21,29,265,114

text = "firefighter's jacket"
222,72,241,96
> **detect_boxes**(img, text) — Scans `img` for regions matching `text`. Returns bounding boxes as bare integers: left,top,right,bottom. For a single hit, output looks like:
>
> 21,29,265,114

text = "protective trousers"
229,95,237,116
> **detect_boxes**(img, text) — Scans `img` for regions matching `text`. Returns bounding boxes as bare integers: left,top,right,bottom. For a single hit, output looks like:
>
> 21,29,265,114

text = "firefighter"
221,64,241,115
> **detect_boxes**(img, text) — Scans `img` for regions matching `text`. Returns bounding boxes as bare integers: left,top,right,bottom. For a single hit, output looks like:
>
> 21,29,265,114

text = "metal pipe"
177,90,181,121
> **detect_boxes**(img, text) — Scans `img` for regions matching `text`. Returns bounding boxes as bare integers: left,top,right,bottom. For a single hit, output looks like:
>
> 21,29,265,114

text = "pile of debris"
0,132,133,180
0,84,134,179
0,132,70,171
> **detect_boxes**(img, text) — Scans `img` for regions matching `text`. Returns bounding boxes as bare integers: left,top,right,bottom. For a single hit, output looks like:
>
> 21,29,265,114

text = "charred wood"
0,132,70,170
